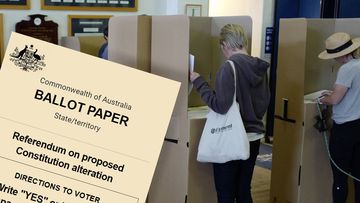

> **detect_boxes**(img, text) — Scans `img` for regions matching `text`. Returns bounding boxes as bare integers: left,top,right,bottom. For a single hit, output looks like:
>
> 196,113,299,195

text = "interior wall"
184,0,209,16
0,0,169,48
164,0,181,15
208,0,275,59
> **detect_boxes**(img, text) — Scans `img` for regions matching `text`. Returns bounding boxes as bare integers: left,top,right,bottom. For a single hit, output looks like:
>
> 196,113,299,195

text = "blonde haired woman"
190,24,270,203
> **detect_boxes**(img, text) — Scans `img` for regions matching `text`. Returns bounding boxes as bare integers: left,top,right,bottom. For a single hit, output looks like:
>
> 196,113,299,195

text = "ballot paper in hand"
304,90,330,101
0,33,180,203
189,54,195,73
188,54,194,94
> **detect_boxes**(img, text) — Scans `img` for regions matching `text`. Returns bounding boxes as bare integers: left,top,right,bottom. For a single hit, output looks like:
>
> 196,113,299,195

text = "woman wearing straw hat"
319,32,360,203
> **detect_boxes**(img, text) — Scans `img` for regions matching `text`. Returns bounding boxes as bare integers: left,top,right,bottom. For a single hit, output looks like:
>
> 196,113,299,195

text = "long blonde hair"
219,24,248,51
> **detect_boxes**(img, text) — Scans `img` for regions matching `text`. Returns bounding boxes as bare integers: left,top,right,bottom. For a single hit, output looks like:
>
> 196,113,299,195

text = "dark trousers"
330,119,360,203
212,140,260,203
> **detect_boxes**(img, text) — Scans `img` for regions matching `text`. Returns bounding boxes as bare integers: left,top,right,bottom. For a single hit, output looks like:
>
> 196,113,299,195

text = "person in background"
98,26,108,59
318,32,360,203
190,24,270,203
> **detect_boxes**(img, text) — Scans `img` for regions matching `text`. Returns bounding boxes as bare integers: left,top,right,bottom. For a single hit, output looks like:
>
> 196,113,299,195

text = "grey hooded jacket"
192,53,270,133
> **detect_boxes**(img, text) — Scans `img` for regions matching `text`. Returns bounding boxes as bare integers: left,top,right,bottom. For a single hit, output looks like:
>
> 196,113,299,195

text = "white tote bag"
197,60,250,163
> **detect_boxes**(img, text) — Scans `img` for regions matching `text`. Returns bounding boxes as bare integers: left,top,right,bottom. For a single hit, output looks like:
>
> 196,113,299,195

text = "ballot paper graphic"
0,33,180,203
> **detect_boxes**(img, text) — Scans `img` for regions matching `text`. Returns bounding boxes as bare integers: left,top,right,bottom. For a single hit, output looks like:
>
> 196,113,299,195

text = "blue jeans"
212,140,260,203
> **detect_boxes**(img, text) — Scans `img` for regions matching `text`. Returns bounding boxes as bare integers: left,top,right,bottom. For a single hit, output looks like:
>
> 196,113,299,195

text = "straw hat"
318,32,360,59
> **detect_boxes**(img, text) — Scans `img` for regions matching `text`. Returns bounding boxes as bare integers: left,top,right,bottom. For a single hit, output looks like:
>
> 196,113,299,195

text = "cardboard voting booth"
187,16,252,107
108,15,151,73
271,18,357,203
60,36,80,51
149,15,252,203
61,36,105,57
106,15,252,203
77,36,106,56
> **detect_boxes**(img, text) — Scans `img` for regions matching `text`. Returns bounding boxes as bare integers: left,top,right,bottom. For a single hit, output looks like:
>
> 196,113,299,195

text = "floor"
252,166,271,203
252,141,272,203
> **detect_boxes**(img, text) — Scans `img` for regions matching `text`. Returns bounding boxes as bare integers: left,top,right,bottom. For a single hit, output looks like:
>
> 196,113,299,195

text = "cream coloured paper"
0,32,180,203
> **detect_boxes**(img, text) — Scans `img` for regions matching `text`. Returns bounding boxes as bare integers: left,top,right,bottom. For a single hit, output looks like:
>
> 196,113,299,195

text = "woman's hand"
190,71,200,82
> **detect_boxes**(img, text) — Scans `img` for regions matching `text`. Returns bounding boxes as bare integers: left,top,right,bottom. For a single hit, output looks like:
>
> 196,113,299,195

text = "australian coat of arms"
9,44,46,72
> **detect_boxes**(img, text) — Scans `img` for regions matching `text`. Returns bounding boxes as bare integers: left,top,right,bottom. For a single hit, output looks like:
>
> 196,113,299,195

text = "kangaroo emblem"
14,45,28,59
